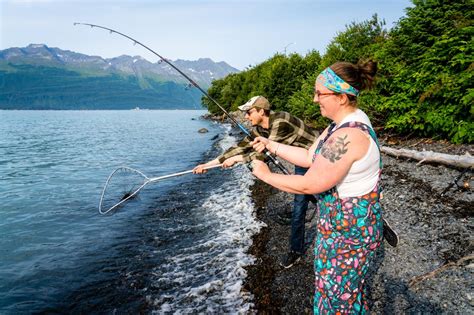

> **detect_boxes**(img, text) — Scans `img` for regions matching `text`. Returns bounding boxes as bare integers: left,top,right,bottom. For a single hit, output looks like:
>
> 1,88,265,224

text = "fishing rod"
74,22,290,175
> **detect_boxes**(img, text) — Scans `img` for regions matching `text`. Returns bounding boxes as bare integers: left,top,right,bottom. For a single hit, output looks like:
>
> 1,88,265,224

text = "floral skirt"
313,187,383,314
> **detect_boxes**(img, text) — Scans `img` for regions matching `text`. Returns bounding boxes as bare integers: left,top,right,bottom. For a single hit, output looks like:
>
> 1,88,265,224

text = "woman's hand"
251,137,271,153
251,160,270,180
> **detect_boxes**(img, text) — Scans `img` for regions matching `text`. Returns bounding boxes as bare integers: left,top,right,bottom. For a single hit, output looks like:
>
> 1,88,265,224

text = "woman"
251,60,383,314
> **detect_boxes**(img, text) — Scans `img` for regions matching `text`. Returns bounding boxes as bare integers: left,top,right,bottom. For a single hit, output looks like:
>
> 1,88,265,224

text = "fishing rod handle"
247,128,290,175
264,151,290,175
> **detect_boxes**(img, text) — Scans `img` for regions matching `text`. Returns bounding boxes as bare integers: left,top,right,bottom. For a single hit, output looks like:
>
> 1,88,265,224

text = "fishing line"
74,22,290,175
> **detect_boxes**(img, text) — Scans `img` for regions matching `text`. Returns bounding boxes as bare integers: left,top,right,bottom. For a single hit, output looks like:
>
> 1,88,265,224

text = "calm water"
0,110,263,313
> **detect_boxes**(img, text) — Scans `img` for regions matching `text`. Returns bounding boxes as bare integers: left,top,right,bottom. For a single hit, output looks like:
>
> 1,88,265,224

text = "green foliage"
374,0,473,143
203,50,322,123
205,1,473,143
287,73,329,128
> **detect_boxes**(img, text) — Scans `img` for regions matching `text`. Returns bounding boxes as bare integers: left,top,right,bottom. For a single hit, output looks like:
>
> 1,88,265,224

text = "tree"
375,0,473,143
321,14,387,68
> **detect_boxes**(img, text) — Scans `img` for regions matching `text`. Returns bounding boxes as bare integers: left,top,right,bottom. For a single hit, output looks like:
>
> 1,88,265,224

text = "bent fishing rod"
74,22,290,175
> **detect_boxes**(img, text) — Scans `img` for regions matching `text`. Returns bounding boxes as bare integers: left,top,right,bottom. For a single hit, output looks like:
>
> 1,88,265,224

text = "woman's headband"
316,67,359,96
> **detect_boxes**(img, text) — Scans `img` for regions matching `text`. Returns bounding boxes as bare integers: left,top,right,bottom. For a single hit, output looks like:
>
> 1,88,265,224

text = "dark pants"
290,166,313,254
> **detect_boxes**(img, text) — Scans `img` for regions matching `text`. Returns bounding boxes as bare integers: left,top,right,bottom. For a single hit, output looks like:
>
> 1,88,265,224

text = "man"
193,95,319,268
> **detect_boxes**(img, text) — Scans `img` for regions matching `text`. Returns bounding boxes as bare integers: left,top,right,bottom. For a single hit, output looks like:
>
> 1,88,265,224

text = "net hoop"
98,166,149,215
98,164,224,215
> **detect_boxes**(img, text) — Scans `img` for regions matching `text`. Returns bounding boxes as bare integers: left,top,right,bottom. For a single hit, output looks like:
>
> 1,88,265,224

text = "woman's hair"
330,60,377,92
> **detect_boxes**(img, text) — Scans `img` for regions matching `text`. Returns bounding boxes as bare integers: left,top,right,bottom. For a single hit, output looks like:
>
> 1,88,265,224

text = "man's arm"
193,158,221,174
193,135,257,174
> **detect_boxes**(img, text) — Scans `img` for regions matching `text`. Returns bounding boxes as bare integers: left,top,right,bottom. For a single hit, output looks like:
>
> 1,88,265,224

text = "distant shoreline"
0,108,208,111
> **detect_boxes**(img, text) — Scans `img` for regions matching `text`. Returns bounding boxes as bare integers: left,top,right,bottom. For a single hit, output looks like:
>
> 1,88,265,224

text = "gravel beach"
243,137,473,314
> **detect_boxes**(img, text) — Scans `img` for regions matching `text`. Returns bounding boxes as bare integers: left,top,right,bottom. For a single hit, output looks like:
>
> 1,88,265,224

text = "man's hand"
193,164,209,174
251,136,271,153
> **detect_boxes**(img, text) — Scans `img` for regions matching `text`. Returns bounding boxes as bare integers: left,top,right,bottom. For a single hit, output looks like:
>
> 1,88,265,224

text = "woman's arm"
270,141,311,167
251,138,311,167
252,126,330,168
252,128,370,194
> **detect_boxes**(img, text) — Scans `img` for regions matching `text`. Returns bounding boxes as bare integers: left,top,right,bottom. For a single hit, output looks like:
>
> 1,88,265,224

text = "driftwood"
380,146,474,169
409,255,474,287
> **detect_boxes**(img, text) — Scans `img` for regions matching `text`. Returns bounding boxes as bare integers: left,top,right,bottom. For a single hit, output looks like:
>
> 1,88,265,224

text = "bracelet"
274,143,280,155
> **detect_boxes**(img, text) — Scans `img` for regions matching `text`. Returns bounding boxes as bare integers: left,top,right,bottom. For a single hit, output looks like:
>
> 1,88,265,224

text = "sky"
1,0,413,70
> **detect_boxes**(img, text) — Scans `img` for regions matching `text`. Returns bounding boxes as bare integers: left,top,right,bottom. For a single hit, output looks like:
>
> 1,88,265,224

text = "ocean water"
0,110,264,313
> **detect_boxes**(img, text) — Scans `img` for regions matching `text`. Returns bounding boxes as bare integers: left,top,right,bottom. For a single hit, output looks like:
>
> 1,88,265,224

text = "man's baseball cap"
238,96,271,111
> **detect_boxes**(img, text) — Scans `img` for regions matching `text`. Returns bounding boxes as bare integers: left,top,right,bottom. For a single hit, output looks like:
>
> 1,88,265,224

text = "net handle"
148,163,223,183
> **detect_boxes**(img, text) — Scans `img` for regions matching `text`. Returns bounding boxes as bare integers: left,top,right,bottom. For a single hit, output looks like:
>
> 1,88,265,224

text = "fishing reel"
246,156,272,173
246,162,254,172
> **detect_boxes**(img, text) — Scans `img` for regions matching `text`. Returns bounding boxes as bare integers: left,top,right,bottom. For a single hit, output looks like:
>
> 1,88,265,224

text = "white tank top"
335,109,380,198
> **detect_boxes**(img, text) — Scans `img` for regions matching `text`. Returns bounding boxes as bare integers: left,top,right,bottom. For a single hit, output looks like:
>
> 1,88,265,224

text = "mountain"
0,44,239,110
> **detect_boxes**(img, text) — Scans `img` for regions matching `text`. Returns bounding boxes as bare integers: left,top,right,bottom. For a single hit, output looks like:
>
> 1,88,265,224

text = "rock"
467,293,474,305
198,128,208,133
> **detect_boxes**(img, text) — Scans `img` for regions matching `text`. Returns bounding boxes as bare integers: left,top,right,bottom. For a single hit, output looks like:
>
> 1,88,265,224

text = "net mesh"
99,167,148,214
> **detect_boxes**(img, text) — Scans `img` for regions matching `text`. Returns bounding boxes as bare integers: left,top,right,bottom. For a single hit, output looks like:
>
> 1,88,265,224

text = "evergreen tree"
375,0,473,143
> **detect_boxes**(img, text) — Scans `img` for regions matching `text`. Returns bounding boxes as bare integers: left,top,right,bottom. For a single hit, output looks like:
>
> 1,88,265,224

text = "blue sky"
1,0,412,70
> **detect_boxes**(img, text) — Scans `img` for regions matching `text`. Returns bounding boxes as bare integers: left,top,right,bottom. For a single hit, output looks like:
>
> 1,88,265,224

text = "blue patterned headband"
316,67,359,96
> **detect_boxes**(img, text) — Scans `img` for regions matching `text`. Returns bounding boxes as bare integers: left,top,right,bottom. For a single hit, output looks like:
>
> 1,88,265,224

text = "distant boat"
133,107,140,110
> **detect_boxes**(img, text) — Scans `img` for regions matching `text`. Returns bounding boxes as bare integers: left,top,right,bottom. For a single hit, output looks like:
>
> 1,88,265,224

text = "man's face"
244,107,263,126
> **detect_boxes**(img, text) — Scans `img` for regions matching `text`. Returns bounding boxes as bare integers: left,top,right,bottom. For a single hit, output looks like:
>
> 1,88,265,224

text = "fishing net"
98,164,223,215
99,167,149,215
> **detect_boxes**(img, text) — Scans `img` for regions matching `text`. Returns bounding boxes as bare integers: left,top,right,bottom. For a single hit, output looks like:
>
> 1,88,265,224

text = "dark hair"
255,107,271,117
329,60,377,105
331,60,377,88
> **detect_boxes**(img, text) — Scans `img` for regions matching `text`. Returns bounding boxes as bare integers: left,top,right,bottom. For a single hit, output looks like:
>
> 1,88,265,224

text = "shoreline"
243,161,316,314
202,112,472,312
243,138,473,313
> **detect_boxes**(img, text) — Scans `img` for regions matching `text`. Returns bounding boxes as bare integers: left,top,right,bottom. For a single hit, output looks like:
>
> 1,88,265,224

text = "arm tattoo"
321,135,350,163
